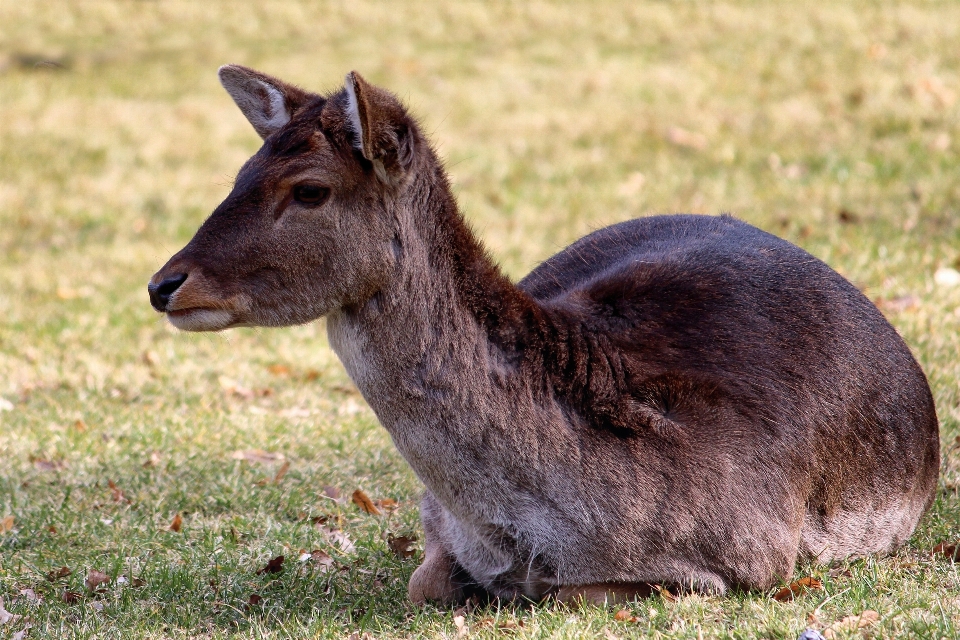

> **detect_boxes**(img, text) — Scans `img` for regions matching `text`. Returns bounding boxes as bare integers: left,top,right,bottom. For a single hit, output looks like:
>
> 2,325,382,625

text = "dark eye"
292,184,330,206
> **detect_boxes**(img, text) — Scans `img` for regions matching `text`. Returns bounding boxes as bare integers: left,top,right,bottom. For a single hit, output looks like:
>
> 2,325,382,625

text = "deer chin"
166,308,236,332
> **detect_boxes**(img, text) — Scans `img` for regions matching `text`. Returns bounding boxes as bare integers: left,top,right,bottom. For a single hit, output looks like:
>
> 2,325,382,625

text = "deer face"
148,66,416,331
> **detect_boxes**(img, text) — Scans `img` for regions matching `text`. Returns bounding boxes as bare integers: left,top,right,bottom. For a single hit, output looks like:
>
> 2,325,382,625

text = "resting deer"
149,66,940,604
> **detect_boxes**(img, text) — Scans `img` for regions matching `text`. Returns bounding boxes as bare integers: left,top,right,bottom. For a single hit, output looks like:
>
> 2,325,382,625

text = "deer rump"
410,214,938,602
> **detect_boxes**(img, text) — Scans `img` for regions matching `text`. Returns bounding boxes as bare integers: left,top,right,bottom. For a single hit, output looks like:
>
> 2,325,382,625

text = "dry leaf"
837,208,860,224
46,566,71,581
219,376,253,399
107,479,129,503
653,584,677,602
267,364,291,376
0,515,13,533
72,419,87,432
453,614,468,637
319,526,355,553
773,576,823,601
131,577,146,588
933,541,960,561
85,570,110,591
169,513,183,532
614,609,639,622
299,549,335,572
375,498,399,511
247,593,262,606
257,555,284,575
143,452,161,468
231,449,283,464
273,461,290,484
19,589,38,603
322,486,342,501
61,591,82,604
388,534,418,558
0,597,22,625
823,610,880,639
352,489,381,515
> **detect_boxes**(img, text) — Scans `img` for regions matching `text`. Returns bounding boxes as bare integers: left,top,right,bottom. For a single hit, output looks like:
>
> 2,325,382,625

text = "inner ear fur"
219,64,313,140
344,71,416,179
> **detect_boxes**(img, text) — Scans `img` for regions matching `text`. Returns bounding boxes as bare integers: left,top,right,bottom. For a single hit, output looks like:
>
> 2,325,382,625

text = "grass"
1,1,959,637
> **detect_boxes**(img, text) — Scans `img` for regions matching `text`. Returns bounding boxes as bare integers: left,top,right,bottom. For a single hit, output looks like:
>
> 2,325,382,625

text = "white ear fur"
344,73,365,155
219,66,292,140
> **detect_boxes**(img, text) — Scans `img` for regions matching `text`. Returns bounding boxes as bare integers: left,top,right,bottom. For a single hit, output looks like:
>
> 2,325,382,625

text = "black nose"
148,273,188,311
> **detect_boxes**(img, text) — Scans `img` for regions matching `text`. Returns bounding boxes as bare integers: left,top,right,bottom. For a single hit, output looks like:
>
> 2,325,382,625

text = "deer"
149,65,940,605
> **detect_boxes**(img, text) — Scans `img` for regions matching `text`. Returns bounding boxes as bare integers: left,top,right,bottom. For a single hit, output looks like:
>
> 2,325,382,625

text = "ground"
0,1,959,638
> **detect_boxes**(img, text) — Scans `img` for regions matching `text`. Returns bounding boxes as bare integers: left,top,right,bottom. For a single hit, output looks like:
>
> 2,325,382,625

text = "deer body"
150,67,940,603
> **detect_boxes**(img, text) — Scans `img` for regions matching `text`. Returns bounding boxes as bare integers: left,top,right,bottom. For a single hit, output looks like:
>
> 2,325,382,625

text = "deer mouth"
166,307,236,332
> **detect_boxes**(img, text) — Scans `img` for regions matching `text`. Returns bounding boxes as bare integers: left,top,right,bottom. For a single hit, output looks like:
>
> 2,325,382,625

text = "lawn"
1,1,959,638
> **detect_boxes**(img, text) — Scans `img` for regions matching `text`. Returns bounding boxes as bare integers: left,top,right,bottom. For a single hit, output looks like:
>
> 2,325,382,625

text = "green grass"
1,1,959,637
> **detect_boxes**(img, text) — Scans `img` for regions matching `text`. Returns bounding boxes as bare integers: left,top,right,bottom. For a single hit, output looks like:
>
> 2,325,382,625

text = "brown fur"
150,66,940,604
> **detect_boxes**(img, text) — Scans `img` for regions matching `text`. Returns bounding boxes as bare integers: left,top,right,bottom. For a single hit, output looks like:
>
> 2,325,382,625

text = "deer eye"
292,184,330,206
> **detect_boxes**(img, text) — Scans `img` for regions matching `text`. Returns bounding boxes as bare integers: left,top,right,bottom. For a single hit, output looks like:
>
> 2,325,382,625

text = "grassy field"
1,1,960,638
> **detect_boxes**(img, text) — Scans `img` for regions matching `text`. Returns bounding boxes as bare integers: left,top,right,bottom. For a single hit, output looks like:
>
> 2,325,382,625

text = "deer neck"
326,163,543,477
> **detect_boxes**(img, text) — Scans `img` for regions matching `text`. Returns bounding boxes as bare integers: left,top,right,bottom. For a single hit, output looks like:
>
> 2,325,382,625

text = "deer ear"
344,71,415,179
218,65,311,140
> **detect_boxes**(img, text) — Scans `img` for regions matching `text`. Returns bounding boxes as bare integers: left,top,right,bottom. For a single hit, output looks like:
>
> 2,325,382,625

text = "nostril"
148,273,188,312
157,273,188,296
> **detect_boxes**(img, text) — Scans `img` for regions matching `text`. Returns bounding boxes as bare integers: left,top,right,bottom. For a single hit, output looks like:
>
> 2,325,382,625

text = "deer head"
148,66,420,331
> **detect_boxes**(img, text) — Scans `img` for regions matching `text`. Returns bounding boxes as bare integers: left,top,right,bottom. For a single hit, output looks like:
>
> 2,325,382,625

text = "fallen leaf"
614,609,639,622
322,486,342,501
219,376,253,399
85,570,110,591
61,591,82,604
653,584,677,602
257,555,284,575
320,526,355,553
453,614,467,637
107,479,129,503
837,208,860,224
89,601,104,612
169,513,183,532
375,498,399,511
773,576,823,602
0,597,22,624
822,610,880,639
72,419,87,432
388,534,418,558
0,515,13,533
305,369,321,381
18,589,38,603
13,627,31,640
47,525,57,534
273,461,290,484
267,364,291,376
352,489,381,515
247,593,262,606
142,452,161,468
131,577,146,588
299,549,335,571
46,566,71,581
231,449,283,464
933,541,960,561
